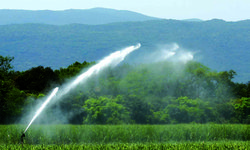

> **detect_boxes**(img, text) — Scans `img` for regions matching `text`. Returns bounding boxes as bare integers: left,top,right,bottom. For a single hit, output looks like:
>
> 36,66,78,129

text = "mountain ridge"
0,9,249,83
0,8,159,25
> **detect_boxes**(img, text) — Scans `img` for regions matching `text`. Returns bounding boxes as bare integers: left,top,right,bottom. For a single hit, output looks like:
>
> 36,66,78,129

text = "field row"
1,142,250,150
1,124,249,144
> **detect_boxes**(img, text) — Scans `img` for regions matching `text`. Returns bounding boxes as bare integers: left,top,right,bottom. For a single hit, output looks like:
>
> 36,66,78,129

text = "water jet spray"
55,43,141,100
21,43,141,142
23,87,59,134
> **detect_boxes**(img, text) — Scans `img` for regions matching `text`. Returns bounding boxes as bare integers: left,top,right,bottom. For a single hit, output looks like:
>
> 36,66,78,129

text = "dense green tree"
0,56,14,75
214,102,235,123
76,61,248,124
233,97,250,123
83,95,131,124
0,56,26,123
15,66,59,93
232,82,250,98
54,61,95,84
1,54,249,124
214,70,236,102
165,96,215,123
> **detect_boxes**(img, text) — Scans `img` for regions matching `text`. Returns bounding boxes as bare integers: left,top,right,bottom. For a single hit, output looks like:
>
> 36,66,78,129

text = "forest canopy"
0,55,249,124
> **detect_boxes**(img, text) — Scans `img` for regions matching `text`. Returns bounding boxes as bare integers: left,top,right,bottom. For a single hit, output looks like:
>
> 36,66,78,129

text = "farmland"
1,142,250,149
1,124,249,149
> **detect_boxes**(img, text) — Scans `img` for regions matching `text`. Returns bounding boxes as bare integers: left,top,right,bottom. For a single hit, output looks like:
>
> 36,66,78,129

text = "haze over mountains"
0,8,250,83
0,8,159,25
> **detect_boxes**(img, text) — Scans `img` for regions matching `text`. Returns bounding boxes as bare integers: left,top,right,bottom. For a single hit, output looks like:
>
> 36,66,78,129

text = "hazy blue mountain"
0,8,159,25
183,18,203,22
0,19,250,82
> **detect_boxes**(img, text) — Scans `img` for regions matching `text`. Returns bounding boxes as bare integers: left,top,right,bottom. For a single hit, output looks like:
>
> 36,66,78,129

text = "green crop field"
1,142,250,150
0,124,249,149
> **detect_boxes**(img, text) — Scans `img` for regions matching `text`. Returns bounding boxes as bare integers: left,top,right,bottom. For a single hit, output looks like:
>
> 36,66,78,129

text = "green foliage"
166,97,214,123
15,66,59,93
1,142,250,150
25,60,248,125
149,108,170,124
232,82,250,98
83,95,131,124
1,54,250,124
0,56,14,75
215,102,235,123
234,97,250,123
0,56,27,124
54,61,95,84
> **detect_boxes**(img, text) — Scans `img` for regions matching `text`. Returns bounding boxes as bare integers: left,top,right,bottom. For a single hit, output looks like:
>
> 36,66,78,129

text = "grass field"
1,142,250,150
0,124,249,149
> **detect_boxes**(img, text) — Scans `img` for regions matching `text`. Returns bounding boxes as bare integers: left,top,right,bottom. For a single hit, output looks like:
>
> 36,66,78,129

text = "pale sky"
1,0,250,21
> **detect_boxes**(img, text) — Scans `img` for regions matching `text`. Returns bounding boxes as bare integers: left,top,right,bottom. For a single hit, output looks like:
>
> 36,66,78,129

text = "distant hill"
0,8,159,25
183,18,203,22
0,19,250,82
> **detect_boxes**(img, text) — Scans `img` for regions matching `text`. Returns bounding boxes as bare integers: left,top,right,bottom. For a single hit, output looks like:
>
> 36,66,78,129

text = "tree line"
0,55,249,124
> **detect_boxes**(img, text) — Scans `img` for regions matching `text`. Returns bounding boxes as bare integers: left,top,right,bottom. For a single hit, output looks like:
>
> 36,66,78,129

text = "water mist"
24,87,59,133
22,43,141,134
55,43,141,101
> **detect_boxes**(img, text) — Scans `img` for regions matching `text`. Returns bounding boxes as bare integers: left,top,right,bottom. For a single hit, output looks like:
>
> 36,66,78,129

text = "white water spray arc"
57,43,141,98
24,87,59,133
23,43,141,133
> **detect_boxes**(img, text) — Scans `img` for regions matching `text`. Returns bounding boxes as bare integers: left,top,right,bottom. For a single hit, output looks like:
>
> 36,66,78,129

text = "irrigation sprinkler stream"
21,87,59,141
20,43,141,143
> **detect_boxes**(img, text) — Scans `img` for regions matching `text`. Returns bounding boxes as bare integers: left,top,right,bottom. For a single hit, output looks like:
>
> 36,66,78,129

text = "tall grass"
0,124,249,144
1,142,250,150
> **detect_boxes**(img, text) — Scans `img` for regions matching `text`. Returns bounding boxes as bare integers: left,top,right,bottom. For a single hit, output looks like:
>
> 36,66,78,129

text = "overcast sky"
1,0,250,21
